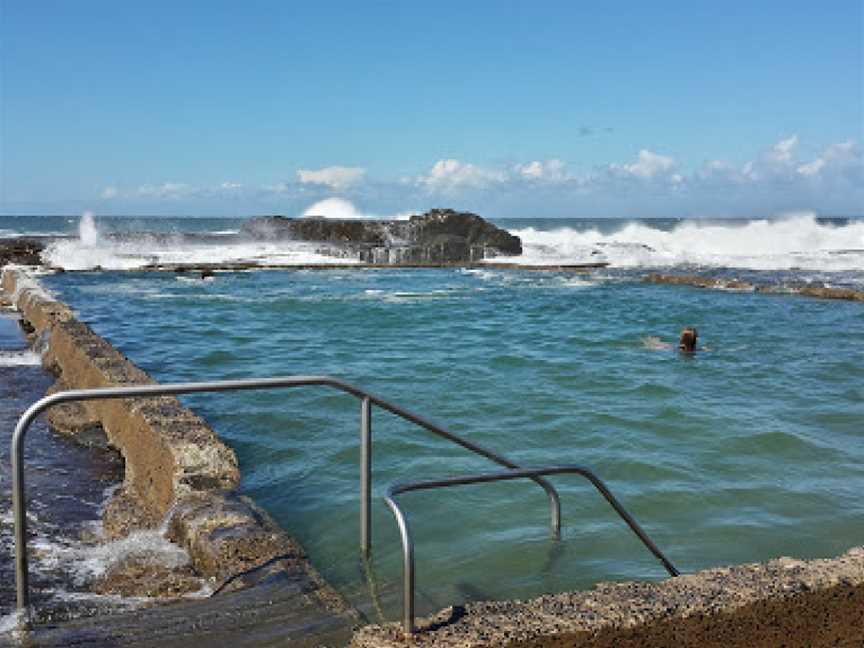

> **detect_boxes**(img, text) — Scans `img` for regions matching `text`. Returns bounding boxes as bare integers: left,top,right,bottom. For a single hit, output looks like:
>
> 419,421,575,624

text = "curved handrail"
11,374,561,623
385,464,680,636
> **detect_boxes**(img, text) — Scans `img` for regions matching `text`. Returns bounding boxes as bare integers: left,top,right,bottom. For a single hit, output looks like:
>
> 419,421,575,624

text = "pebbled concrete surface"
349,547,864,647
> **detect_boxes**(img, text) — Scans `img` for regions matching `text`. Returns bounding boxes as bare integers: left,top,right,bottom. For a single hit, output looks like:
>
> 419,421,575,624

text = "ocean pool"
42,266,864,622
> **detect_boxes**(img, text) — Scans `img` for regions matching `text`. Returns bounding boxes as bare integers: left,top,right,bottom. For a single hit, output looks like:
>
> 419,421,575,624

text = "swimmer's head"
679,327,698,352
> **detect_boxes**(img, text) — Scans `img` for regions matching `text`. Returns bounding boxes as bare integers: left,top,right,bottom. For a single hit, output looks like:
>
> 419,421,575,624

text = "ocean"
1,212,863,626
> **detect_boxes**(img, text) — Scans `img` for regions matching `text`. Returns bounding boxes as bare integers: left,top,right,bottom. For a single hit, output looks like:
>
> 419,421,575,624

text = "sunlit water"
40,263,864,623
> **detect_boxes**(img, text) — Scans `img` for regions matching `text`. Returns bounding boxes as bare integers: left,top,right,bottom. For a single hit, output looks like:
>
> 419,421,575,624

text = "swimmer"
678,327,698,352
641,326,706,352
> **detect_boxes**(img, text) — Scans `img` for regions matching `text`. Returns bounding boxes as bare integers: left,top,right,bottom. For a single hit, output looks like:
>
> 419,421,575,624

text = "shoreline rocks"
645,273,864,302
0,237,46,267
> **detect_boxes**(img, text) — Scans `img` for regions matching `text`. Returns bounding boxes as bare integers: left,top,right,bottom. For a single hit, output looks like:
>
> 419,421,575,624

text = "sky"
1,1,862,218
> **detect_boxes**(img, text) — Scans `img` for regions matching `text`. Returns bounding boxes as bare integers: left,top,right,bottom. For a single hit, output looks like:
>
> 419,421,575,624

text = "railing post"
12,419,30,623
384,495,415,636
360,396,372,557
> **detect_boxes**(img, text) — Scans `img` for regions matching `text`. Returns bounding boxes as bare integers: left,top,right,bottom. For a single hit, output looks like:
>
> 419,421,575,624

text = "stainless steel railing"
385,464,680,636
10,375,561,622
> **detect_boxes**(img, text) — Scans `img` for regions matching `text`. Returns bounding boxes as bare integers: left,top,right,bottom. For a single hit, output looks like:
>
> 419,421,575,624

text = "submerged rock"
646,273,864,302
243,208,522,264
645,273,756,292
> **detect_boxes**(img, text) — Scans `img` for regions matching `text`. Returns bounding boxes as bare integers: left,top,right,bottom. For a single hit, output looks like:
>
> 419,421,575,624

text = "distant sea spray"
508,211,864,272
10,207,864,275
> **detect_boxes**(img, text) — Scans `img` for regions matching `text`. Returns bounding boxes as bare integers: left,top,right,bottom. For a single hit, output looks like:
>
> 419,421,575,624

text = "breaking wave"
40,201,418,271
302,197,416,221
31,210,864,273
507,212,864,272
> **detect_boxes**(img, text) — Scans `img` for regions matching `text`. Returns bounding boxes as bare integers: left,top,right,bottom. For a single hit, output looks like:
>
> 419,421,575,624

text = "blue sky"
1,1,861,218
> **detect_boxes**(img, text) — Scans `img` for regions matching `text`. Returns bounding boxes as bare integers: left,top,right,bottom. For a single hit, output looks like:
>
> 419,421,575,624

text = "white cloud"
738,135,800,180
418,159,507,190
515,159,568,182
609,149,676,179
90,135,859,217
797,139,859,177
297,166,366,190
796,158,826,177
137,182,193,199
261,182,292,194
766,135,799,164
824,139,859,161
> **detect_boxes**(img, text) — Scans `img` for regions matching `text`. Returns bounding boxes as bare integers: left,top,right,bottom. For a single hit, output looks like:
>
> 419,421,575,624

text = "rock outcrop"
243,208,522,264
0,237,45,267
645,273,864,302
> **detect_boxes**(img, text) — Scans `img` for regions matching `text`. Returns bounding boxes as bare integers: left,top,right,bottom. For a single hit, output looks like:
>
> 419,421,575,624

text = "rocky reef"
645,273,864,302
243,208,522,264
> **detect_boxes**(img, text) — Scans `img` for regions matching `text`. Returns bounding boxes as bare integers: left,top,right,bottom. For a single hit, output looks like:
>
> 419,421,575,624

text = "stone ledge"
349,547,864,647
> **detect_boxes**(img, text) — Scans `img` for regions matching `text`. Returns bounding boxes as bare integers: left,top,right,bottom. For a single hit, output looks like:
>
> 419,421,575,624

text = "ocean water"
3,212,864,625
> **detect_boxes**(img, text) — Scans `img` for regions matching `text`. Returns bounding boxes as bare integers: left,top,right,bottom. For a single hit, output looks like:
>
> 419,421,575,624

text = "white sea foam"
505,212,864,272
558,276,597,289
79,211,100,247
42,216,363,270
35,210,864,273
0,349,42,366
301,197,416,221
31,529,191,587
0,610,24,636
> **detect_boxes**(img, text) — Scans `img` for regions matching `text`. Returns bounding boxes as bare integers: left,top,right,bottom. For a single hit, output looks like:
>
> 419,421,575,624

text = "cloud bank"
91,135,862,218
296,166,366,190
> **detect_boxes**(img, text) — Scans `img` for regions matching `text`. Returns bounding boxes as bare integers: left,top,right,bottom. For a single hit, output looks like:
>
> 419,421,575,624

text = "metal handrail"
10,374,561,622
385,464,680,636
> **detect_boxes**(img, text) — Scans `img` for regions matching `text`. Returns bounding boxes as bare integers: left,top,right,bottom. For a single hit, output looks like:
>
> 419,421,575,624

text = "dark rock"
0,238,45,266
242,208,522,264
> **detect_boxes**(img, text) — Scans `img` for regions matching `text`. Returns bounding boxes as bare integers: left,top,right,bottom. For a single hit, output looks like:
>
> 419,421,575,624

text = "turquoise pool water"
44,266,864,622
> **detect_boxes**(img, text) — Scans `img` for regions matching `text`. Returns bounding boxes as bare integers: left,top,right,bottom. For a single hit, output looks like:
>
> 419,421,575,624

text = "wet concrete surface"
4,576,357,648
